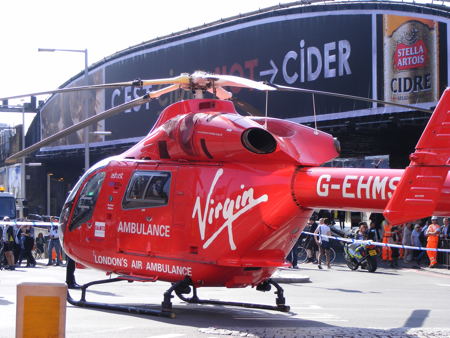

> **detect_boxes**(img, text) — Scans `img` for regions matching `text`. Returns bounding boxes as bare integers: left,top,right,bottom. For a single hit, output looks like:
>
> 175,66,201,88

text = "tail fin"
383,88,450,225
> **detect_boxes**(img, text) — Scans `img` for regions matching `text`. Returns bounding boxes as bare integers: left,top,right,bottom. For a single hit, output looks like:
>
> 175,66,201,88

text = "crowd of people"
287,213,450,270
1,216,83,289
0,216,63,270
379,216,450,268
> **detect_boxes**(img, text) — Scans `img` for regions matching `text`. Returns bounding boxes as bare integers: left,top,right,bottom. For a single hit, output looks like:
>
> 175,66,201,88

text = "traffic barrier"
302,231,450,253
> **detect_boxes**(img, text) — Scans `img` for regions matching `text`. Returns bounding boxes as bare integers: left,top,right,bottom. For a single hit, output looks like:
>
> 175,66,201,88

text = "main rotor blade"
0,72,273,102
6,84,179,163
272,84,433,114
192,71,275,91
0,75,189,102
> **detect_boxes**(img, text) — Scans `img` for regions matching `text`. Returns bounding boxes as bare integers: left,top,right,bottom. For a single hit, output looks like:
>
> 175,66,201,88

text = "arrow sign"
259,60,278,83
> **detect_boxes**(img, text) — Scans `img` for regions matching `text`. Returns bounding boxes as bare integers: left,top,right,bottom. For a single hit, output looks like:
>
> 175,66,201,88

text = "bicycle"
33,247,44,260
297,245,336,264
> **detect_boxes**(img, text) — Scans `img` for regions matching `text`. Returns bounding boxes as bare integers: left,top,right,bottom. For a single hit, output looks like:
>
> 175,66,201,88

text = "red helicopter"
4,72,450,318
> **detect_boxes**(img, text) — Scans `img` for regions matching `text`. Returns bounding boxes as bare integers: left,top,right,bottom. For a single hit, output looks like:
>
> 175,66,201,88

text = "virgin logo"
192,168,268,250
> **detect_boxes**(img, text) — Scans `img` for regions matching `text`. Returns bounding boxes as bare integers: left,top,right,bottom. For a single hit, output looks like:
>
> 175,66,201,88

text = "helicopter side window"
122,171,171,209
69,171,106,231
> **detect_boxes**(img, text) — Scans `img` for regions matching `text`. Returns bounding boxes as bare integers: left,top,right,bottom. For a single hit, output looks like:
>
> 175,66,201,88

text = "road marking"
146,334,186,338
76,326,134,335
290,305,322,310
408,269,450,279
234,309,347,322
235,317,348,322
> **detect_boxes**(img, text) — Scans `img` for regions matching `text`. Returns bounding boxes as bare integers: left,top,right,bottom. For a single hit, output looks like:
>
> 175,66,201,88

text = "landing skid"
67,276,290,318
173,277,290,313
67,276,175,318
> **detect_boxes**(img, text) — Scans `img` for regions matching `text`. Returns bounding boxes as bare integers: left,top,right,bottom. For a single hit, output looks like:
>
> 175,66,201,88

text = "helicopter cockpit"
59,157,115,236
69,170,105,231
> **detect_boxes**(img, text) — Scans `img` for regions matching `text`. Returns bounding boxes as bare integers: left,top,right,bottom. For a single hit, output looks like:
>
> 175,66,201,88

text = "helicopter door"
118,166,173,255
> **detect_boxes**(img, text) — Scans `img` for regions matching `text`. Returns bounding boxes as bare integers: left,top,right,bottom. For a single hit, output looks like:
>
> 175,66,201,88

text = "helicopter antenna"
312,93,318,135
272,84,433,114
264,90,269,129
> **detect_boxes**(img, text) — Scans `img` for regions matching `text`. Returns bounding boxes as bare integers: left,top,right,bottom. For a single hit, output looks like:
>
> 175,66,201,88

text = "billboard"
41,69,105,145
40,2,449,147
383,15,439,104
0,164,21,199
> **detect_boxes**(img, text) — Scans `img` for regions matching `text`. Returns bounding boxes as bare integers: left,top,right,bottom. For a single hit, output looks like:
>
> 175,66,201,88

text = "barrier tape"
0,221,59,227
302,231,450,253
1,222,448,253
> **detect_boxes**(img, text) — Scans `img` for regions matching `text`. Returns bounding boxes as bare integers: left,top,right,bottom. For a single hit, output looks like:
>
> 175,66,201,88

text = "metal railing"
438,238,450,269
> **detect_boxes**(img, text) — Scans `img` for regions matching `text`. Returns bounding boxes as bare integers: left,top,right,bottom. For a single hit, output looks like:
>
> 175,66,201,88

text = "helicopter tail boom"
293,166,450,218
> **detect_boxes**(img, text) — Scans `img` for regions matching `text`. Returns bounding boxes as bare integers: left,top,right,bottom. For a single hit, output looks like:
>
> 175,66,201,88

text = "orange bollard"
16,283,67,338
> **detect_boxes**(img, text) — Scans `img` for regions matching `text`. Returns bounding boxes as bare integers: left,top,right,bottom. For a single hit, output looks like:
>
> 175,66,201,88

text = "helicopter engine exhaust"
241,128,277,154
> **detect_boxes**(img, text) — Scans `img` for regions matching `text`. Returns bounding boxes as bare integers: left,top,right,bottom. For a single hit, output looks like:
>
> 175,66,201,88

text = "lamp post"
20,104,26,218
2,102,35,218
38,48,90,172
47,173,53,216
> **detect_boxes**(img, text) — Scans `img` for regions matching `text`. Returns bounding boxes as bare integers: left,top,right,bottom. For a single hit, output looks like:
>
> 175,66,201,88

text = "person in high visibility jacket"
382,221,392,261
426,216,441,268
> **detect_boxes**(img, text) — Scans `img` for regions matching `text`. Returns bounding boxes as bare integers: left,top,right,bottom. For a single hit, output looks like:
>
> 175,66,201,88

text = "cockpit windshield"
69,171,106,231
60,156,114,233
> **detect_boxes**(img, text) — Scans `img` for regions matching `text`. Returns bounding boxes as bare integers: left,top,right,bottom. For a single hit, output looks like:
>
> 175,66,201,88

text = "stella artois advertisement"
383,15,439,104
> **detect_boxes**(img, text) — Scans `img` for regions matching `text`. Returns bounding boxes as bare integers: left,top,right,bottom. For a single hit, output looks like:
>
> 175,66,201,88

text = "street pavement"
1,258,450,337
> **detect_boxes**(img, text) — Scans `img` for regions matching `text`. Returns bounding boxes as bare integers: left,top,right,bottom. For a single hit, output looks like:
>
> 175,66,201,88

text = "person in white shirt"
47,224,62,266
314,218,332,269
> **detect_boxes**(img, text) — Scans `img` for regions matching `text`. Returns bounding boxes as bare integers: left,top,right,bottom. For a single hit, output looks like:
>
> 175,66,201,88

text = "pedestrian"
441,217,449,240
368,221,380,242
314,218,332,269
0,223,3,268
13,223,22,265
348,222,369,259
2,217,16,270
304,217,319,263
389,225,402,268
411,223,424,267
35,232,45,258
17,225,27,266
381,220,393,263
337,210,346,230
22,225,36,267
426,216,441,268
441,217,450,264
66,256,81,289
47,223,62,266
355,222,369,240
287,227,304,269
402,223,413,263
